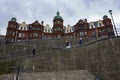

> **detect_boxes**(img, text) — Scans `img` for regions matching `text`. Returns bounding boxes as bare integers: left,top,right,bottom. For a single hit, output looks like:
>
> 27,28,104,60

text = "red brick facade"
5,12,114,42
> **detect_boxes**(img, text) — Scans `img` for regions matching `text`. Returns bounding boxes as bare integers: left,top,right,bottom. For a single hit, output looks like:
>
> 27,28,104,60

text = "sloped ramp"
0,70,94,80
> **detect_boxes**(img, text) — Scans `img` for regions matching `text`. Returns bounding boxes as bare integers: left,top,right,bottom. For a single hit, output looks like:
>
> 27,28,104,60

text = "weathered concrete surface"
0,37,120,80
18,38,120,80
0,70,94,80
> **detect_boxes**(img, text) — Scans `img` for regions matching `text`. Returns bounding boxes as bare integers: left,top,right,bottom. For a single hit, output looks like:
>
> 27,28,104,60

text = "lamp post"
108,10,118,36
27,25,30,55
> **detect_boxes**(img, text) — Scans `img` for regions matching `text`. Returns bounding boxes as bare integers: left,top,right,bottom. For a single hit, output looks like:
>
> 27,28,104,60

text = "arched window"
57,35,61,38
21,27,22,30
48,29,50,32
99,23,102,27
91,25,93,29
54,28,56,31
13,32,15,36
33,33,38,37
18,33,22,37
24,27,26,30
30,34,32,38
45,29,47,32
57,28,60,31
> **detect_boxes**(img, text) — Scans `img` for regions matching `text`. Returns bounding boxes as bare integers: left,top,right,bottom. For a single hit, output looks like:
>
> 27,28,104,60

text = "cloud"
0,0,120,35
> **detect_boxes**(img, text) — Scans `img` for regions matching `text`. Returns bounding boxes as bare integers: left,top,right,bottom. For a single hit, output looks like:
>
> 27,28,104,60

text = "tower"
5,17,18,42
103,15,114,37
53,11,64,38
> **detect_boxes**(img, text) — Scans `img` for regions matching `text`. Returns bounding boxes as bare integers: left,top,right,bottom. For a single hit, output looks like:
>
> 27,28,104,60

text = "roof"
11,17,17,22
103,15,108,19
54,11,63,20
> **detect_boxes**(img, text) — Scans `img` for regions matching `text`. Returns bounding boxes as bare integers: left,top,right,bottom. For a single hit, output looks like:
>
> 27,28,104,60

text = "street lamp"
27,25,30,55
108,10,118,36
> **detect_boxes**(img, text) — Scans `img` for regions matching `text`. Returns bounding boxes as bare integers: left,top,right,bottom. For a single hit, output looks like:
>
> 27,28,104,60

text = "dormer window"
21,27,22,30
45,29,47,32
91,25,93,29
24,27,26,30
48,29,50,32
99,23,102,27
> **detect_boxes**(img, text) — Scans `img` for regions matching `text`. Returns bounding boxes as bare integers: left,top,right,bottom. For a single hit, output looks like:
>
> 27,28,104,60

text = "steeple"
57,10,60,16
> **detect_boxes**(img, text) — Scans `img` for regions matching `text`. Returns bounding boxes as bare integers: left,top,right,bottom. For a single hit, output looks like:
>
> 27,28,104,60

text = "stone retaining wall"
0,70,94,80
0,37,120,80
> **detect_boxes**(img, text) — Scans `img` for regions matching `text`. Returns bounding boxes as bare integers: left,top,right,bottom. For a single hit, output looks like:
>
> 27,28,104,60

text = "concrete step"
0,70,94,80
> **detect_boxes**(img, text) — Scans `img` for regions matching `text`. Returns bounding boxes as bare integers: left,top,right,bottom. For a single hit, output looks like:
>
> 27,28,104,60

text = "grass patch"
0,61,15,75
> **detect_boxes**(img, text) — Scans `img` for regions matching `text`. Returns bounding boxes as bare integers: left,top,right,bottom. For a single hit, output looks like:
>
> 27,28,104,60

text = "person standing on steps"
65,40,69,47
32,44,36,56
79,37,83,46
65,40,71,48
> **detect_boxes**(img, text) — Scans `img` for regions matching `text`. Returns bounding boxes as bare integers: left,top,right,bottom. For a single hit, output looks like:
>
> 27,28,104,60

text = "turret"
53,11,64,38
5,17,18,42
102,15,115,36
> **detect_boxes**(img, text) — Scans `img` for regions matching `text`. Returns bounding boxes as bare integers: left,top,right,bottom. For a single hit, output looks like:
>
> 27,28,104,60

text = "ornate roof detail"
21,22,27,27
54,11,63,20
11,17,17,22
103,15,108,19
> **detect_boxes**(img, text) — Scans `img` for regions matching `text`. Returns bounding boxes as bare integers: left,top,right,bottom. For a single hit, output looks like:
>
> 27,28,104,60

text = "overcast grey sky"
0,0,120,35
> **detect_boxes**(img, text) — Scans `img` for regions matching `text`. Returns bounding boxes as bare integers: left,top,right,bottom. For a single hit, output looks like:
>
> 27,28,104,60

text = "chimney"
85,19,87,22
41,21,44,26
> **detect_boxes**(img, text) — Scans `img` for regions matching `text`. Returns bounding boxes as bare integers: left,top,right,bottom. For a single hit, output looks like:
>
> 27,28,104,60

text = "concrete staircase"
0,70,94,80
0,37,120,80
